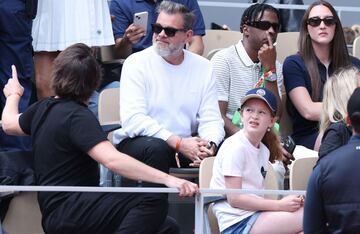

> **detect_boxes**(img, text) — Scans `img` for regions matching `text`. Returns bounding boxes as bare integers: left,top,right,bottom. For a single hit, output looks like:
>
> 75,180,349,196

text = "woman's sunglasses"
307,16,336,27
247,21,280,32
151,23,186,37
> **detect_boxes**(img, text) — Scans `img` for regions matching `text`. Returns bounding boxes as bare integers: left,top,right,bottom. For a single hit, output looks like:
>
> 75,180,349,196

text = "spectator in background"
0,0,35,152
250,0,305,32
304,87,360,233
110,0,205,58
283,0,360,149
343,26,356,45
211,3,283,137
2,43,198,234
113,1,224,187
31,0,114,99
210,88,303,234
211,3,292,189
315,66,360,158
352,24,360,38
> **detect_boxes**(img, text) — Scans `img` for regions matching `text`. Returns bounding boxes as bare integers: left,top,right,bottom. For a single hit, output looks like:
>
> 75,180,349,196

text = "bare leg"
34,51,59,99
250,207,303,234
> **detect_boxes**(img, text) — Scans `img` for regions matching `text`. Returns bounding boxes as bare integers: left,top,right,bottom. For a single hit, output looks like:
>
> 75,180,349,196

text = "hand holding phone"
133,11,148,35
281,135,296,155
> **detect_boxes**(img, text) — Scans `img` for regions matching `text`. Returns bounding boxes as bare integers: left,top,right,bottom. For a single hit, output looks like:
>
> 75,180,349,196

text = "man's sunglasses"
247,21,280,32
307,16,336,27
151,23,186,37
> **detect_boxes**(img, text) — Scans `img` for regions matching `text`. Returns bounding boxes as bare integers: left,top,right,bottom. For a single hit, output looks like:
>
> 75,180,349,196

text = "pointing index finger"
11,65,18,81
266,31,273,48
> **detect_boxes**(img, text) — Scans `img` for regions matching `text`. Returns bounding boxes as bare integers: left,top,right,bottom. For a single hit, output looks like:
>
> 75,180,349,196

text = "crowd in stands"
1,0,360,233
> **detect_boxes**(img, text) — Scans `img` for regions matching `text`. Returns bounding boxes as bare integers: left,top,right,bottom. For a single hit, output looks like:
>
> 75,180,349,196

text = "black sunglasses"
247,21,280,32
307,16,336,27
151,23,186,37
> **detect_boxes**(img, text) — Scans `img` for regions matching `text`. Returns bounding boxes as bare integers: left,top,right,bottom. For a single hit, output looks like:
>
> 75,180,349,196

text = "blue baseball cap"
240,88,278,115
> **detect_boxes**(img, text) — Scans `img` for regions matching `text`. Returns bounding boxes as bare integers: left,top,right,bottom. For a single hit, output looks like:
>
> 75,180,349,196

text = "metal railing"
0,185,306,234
198,1,360,19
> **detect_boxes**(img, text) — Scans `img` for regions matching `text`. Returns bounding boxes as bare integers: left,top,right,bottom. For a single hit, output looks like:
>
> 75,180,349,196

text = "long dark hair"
298,0,350,101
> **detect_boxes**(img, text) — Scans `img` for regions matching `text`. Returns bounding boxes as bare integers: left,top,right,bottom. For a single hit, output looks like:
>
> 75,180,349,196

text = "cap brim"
241,94,276,114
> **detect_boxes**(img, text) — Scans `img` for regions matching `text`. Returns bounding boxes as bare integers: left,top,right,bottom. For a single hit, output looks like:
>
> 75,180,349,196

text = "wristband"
264,68,276,74
6,92,22,98
174,138,182,168
207,141,218,154
264,69,277,82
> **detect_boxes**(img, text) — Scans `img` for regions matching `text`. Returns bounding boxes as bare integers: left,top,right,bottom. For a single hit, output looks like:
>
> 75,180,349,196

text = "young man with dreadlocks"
210,3,293,189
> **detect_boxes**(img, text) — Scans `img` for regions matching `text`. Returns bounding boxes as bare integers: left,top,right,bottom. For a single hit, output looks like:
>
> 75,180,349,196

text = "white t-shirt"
210,130,269,232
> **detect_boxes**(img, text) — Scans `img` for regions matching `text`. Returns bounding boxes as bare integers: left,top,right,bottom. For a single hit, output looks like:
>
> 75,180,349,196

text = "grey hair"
157,1,195,30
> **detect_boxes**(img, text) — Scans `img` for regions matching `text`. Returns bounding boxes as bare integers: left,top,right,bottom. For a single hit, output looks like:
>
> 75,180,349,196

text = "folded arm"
288,86,322,121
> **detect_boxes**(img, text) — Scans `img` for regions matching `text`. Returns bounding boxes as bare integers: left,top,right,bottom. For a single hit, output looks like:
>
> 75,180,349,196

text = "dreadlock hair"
240,3,281,33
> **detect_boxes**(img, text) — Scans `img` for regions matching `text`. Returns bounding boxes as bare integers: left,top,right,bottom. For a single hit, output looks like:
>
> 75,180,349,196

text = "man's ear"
242,25,250,37
185,29,193,43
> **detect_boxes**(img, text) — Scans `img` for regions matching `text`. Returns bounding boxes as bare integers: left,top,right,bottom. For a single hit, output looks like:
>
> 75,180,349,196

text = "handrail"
198,1,360,19
0,185,178,193
198,1,360,12
0,185,306,234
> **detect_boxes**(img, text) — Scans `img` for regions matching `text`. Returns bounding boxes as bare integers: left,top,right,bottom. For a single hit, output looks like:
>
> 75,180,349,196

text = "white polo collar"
235,40,257,67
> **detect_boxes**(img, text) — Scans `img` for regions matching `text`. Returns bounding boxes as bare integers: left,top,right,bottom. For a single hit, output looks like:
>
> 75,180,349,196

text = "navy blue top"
110,0,205,53
0,0,33,82
319,121,352,158
304,135,360,233
283,54,360,149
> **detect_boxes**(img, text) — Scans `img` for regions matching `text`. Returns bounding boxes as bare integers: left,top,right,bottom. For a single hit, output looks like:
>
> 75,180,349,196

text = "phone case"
134,11,148,34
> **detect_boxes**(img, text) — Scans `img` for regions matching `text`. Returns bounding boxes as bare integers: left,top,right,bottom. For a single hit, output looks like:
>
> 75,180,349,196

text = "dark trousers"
0,0,33,152
117,136,192,187
42,192,178,234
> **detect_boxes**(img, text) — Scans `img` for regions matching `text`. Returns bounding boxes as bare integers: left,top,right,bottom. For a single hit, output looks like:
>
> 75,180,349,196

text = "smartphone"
133,11,148,35
211,22,227,30
281,135,296,155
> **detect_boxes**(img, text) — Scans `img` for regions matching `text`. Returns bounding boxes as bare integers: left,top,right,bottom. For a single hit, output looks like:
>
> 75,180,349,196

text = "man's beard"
153,39,184,58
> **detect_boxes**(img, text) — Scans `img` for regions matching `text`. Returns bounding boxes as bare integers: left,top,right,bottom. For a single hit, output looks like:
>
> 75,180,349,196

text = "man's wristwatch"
264,69,277,82
207,141,218,152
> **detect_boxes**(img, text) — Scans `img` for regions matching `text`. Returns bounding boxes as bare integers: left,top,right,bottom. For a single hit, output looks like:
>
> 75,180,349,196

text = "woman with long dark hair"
283,0,360,149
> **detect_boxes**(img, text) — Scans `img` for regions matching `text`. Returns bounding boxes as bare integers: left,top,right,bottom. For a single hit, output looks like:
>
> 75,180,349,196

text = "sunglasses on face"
307,16,336,27
247,21,280,32
151,23,186,37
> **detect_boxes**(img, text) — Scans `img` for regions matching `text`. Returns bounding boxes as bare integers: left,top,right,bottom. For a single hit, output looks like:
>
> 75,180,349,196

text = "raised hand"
3,65,24,98
258,31,276,72
123,24,146,45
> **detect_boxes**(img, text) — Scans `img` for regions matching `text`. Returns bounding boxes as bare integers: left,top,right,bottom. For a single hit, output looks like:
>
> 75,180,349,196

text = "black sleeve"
319,123,348,158
304,165,327,233
18,102,40,135
68,109,108,153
